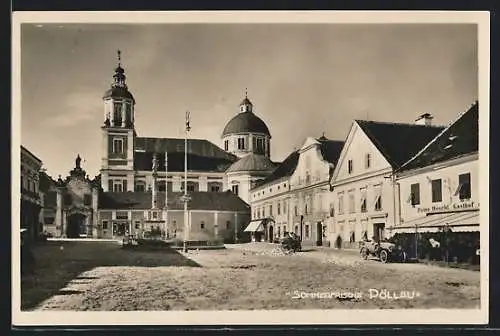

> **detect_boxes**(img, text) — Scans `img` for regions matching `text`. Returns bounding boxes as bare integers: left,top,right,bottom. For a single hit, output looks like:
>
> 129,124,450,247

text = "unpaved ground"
23,241,480,311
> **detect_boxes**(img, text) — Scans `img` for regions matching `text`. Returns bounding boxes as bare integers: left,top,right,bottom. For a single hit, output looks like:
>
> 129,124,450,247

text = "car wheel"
361,248,369,260
379,250,388,263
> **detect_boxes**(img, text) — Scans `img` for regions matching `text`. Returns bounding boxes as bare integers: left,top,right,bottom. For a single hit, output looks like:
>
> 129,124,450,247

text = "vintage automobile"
280,233,302,253
359,240,407,263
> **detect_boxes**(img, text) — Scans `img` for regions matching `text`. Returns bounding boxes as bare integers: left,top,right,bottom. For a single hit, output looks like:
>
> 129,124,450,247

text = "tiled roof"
226,154,277,173
356,120,445,168
135,137,236,161
398,102,478,172
134,151,234,172
98,191,251,212
39,171,56,193
222,112,271,137
317,138,344,165
252,150,300,189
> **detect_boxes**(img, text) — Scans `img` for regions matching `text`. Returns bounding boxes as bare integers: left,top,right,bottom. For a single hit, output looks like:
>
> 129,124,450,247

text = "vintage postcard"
12,11,490,326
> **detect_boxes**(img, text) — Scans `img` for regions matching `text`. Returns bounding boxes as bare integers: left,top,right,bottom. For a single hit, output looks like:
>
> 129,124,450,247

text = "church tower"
100,50,136,192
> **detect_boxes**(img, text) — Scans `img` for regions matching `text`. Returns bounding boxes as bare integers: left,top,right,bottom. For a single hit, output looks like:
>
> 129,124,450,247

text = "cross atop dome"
239,88,253,113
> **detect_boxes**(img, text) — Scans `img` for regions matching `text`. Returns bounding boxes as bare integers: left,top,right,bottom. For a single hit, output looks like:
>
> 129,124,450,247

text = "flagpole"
164,151,168,240
183,111,190,253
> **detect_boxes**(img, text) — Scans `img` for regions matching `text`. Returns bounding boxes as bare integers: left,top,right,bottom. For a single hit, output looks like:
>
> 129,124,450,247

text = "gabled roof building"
328,114,445,248
392,101,480,235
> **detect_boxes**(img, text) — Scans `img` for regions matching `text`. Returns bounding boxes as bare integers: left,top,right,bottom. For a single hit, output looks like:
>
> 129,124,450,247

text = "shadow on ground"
20,240,201,310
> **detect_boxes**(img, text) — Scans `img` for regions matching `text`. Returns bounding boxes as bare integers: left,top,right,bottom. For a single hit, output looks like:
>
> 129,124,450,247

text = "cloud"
41,91,101,128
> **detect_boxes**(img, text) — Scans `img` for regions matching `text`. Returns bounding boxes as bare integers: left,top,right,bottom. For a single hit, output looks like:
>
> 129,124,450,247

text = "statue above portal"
76,154,82,169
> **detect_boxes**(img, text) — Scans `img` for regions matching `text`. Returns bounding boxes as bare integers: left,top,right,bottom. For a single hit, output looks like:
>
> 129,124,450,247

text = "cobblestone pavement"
26,241,480,311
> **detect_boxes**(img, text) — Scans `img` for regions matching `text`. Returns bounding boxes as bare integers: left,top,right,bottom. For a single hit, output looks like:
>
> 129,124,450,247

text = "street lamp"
183,111,191,253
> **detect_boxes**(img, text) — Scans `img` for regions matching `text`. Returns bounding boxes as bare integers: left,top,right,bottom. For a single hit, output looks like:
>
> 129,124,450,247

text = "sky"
20,23,478,179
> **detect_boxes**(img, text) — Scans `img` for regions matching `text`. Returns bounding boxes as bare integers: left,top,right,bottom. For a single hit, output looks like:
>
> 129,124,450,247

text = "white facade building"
329,118,444,248
392,102,479,234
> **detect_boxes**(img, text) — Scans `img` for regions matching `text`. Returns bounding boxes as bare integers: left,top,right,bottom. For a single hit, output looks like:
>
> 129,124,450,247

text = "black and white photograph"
12,11,490,325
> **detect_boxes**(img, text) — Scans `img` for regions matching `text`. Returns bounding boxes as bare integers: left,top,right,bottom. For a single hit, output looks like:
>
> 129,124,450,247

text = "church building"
39,51,278,241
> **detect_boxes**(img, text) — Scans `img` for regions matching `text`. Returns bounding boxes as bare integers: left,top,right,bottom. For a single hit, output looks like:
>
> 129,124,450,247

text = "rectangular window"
224,140,229,151
186,182,196,192
348,193,355,213
226,221,231,229
294,205,298,216
283,201,287,215
237,138,245,150
113,180,123,192
102,221,108,230
135,221,141,229
365,153,371,169
112,138,124,154
360,195,367,213
269,204,273,216
329,203,334,217
135,182,146,192
410,183,420,206
431,179,442,203
277,202,281,215
83,194,92,206
113,102,123,124
348,160,353,174
231,185,239,196
200,221,205,230
210,184,221,192
256,138,265,154
374,194,382,211
305,225,310,238
152,211,158,219
457,173,471,200
116,211,128,220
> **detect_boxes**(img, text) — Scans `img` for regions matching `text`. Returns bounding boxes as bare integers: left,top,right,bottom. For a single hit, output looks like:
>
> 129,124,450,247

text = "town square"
14,12,486,323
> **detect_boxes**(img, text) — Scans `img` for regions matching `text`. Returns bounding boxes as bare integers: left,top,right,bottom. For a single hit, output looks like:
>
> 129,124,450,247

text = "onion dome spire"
112,50,127,89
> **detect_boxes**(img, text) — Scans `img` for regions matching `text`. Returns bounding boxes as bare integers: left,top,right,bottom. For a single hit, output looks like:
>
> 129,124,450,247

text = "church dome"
226,154,277,173
221,94,271,137
103,86,135,102
222,112,271,137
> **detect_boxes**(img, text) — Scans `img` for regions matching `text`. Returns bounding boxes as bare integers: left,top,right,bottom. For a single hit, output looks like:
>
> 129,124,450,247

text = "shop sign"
416,201,477,214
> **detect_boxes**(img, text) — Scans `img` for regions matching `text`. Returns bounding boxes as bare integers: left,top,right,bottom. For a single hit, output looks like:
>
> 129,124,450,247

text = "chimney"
415,113,433,126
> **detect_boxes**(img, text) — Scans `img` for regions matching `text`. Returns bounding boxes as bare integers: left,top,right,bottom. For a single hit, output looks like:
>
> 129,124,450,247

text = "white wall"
222,132,271,158
396,155,479,223
329,122,395,245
